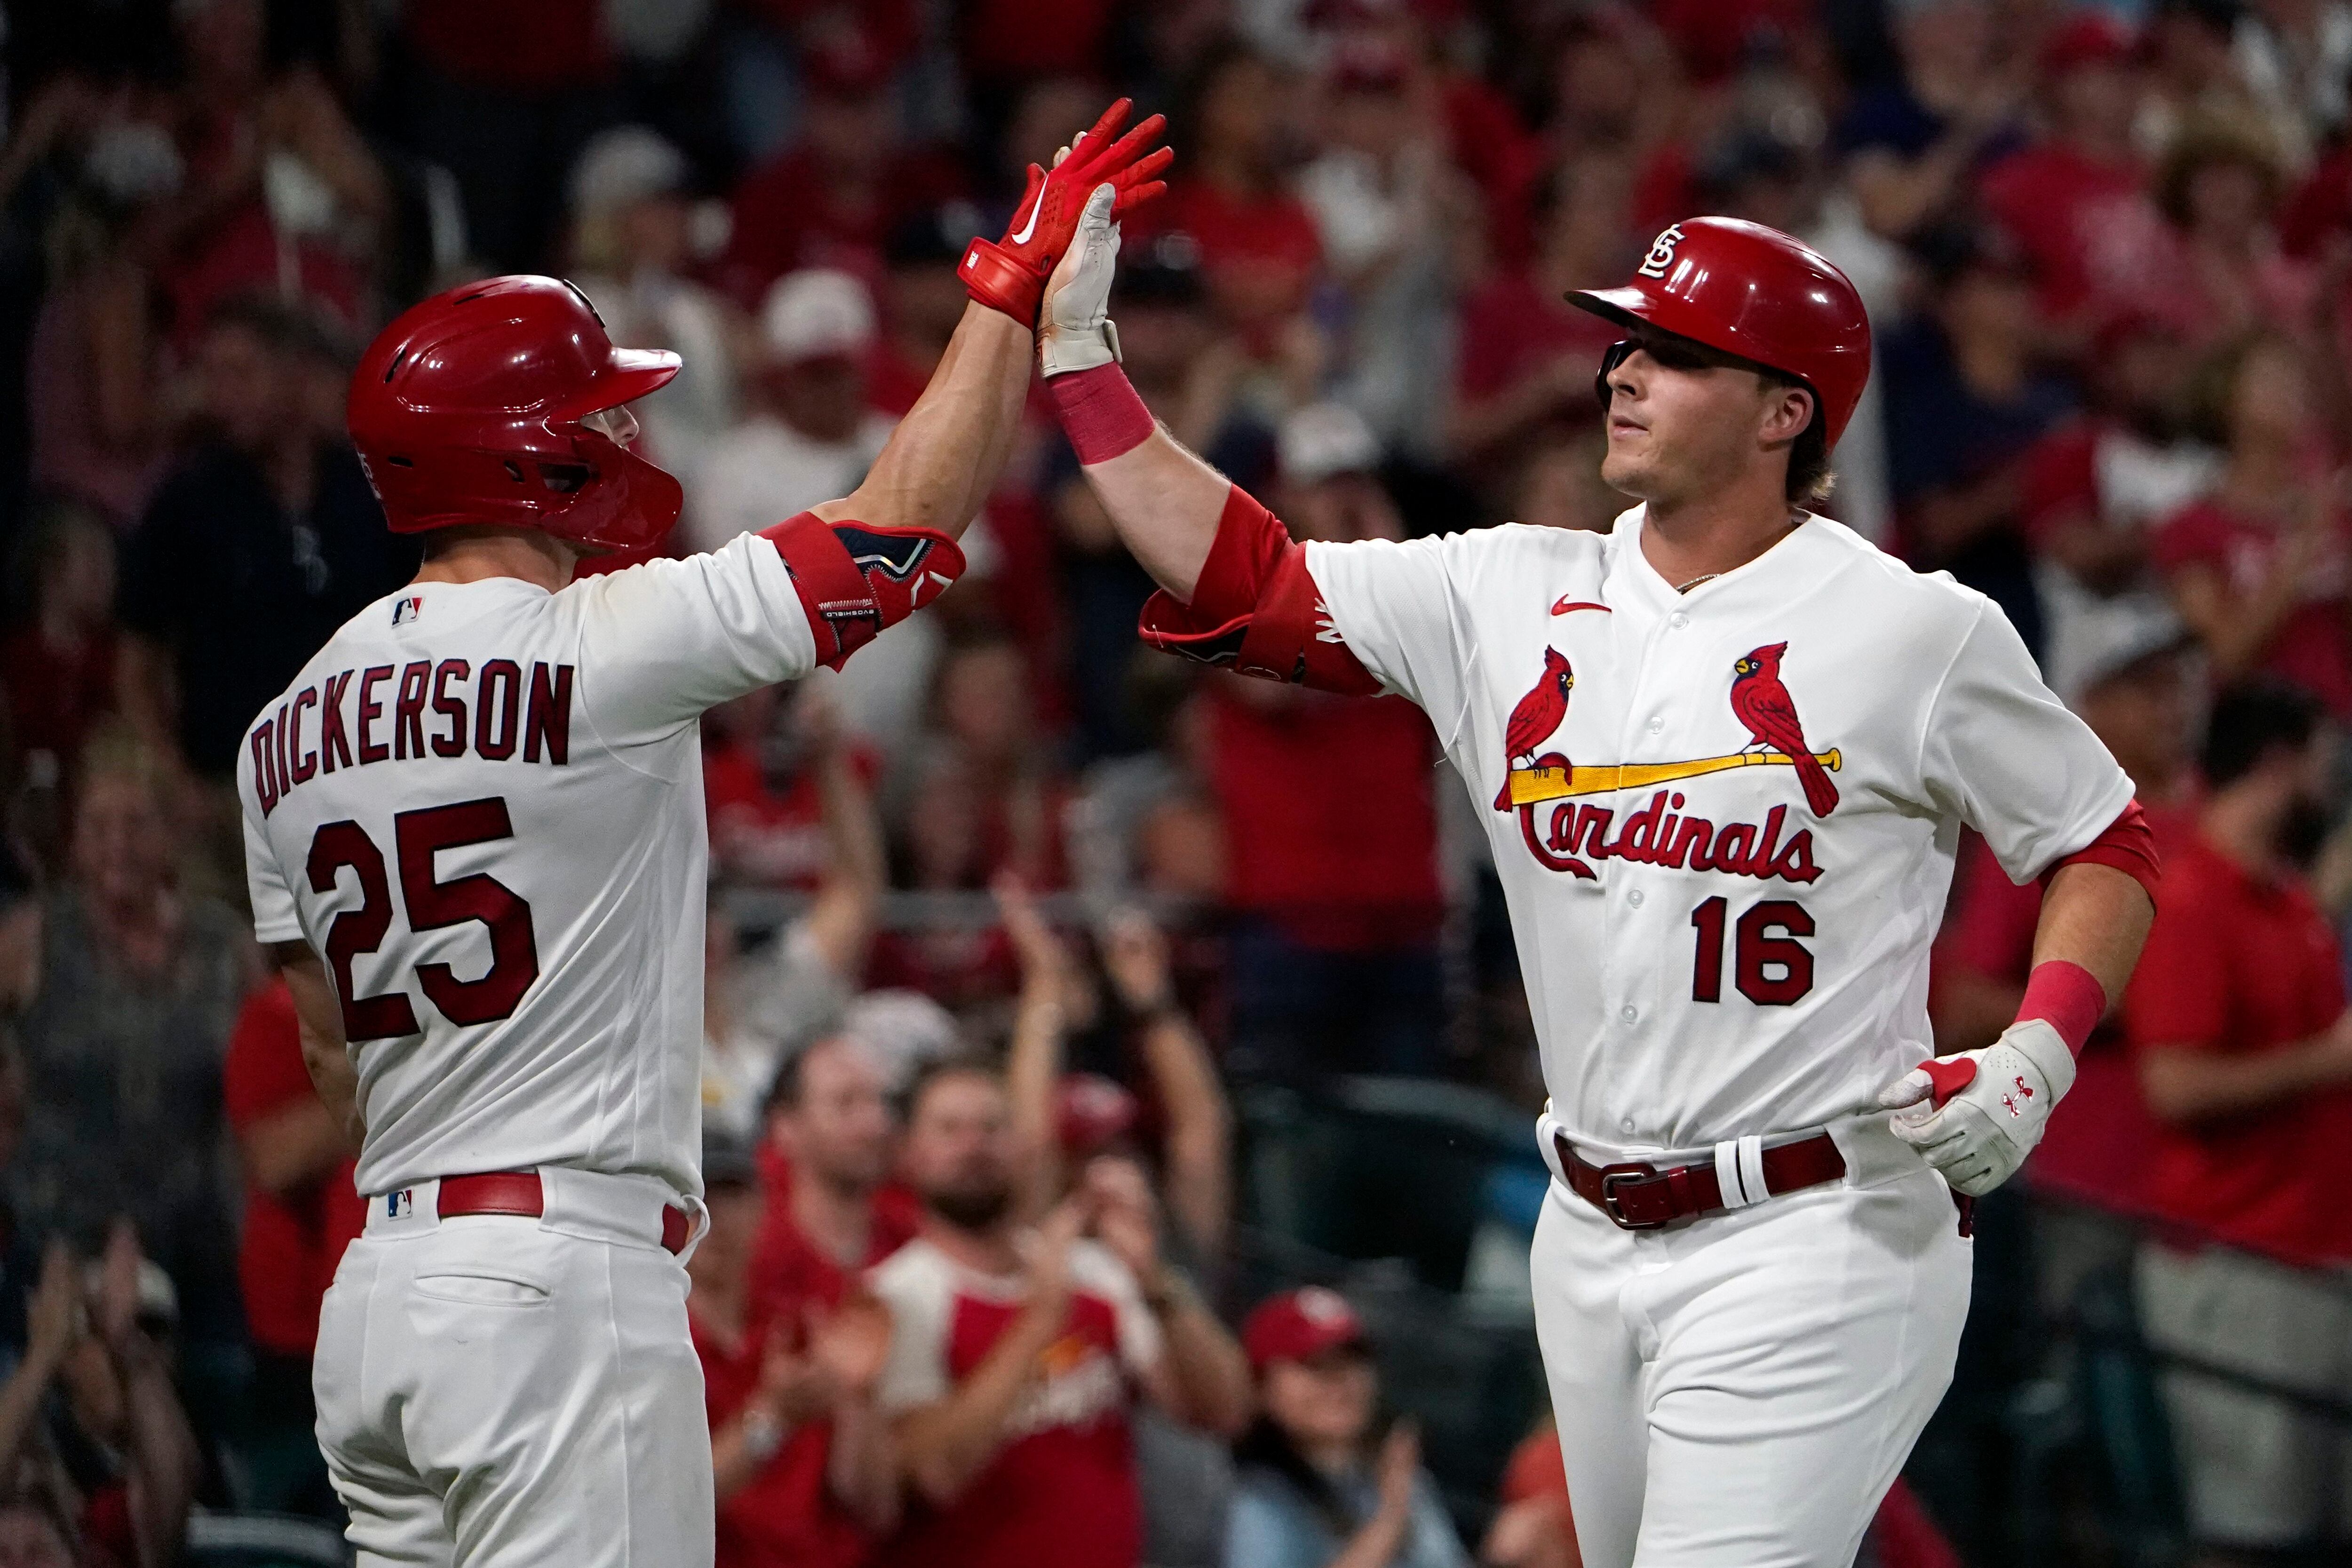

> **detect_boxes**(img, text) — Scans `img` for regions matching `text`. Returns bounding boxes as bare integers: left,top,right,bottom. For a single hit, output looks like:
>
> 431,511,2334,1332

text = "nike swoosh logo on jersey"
1551,598,1611,615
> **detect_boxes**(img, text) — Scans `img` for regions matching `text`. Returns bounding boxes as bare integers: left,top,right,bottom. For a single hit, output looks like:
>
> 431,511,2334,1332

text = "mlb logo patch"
392,595,425,626
386,1188,414,1219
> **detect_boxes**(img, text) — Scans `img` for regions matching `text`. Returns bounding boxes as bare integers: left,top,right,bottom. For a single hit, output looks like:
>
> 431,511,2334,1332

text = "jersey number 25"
304,797,541,1040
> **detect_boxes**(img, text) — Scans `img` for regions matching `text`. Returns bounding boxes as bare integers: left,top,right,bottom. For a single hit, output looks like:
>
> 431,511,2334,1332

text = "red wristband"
2017,959,2106,1058
1049,364,1155,465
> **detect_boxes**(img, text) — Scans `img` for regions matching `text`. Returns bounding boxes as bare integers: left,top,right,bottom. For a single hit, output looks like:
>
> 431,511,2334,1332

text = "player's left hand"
1875,1019,2077,1196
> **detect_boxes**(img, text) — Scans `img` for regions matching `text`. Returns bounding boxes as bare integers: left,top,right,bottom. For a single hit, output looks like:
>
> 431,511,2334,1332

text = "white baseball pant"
314,1167,713,1568
1531,1115,1971,1568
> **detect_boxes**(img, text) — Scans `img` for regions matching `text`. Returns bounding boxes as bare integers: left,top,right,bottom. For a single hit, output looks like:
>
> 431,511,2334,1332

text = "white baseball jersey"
1307,506,2132,1154
239,533,817,1198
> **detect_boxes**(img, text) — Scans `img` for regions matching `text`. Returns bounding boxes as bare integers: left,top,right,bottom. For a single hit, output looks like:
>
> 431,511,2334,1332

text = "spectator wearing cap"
720,28,966,306
1835,0,2025,242
117,294,417,792
688,269,897,556
1205,406,1446,1082
1049,231,1274,759
222,974,364,1515
1227,1287,1465,1568
1881,223,2077,657
2123,680,2352,1555
2146,108,2319,350
689,1131,899,1568
868,1065,1251,1568
1931,599,2194,1206
2018,309,2217,640
2152,330,2352,718
1975,12,2171,337
568,127,743,490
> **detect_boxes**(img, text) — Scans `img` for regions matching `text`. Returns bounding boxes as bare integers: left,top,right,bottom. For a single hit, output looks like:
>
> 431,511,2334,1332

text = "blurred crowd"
0,0,2350,1563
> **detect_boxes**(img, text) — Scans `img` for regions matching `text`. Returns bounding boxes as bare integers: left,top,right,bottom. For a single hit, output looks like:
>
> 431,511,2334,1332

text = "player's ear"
1758,380,1814,448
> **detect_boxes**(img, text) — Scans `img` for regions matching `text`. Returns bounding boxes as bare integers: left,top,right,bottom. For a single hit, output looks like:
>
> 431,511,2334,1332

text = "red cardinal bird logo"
1729,642,1839,817
1497,648,1574,809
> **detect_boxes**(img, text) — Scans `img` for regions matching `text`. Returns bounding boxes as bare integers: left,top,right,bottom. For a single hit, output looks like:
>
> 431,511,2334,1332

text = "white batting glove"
1875,1019,2077,1197
1038,182,1120,379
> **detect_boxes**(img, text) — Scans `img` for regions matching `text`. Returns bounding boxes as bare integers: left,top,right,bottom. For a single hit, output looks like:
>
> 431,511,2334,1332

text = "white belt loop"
1712,1141,1754,1208
1736,1135,1769,1207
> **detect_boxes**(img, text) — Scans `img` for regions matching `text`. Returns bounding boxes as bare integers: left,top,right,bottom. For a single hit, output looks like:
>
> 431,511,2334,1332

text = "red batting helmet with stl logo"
349,276,684,550
1567,217,1873,449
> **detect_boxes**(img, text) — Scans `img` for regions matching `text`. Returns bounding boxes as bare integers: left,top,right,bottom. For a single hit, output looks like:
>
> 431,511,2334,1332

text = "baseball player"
1035,207,2160,1564
237,104,1170,1567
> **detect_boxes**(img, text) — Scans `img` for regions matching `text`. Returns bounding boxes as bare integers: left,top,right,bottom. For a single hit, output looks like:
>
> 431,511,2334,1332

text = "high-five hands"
960,98,1171,327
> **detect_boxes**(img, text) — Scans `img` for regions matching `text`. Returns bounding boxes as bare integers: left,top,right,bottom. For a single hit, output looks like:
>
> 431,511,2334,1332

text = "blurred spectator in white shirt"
687,269,896,554
567,127,744,491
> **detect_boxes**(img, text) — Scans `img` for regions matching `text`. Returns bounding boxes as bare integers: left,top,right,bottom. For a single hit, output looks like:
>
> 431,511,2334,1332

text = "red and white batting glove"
1875,1020,2077,1196
961,97,1171,327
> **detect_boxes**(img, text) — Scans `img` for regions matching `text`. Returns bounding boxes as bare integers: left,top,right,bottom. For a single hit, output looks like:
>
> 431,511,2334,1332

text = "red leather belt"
437,1171,690,1256
1557,1131,1846,1231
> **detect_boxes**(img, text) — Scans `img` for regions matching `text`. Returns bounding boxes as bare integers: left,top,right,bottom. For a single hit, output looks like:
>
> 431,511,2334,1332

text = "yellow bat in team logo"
1507,749,1843,808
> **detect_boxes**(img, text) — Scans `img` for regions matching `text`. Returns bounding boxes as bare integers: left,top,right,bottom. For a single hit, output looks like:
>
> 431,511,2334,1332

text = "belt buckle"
1597,1162,1671,1230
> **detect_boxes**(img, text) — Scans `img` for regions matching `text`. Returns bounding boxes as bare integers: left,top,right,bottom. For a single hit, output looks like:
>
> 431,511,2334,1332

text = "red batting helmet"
1567,217,1872,449
349,276,683,550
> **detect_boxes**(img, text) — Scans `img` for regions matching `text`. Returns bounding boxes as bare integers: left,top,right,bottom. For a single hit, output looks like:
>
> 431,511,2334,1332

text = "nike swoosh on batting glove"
960,98,1171,327
1875,1018,2077,1197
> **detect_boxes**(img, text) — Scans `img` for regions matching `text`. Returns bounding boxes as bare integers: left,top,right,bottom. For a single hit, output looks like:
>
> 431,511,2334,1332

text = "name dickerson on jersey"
248,658,576,815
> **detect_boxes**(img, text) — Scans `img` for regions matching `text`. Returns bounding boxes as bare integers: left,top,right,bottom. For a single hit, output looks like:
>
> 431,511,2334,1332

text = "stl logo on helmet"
1494,638,1840,885
1636,222,1687,279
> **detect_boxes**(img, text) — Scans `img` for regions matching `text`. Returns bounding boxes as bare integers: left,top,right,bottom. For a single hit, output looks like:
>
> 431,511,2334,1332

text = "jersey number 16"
1689,896,1814,1006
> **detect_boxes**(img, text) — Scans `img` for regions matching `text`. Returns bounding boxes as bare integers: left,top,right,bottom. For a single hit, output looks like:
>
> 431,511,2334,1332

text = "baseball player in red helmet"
1033,208,2160,1564
239,103,1168,1567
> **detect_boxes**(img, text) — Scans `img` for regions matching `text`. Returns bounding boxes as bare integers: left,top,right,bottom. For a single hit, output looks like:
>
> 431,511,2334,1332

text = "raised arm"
1034,194,1383,698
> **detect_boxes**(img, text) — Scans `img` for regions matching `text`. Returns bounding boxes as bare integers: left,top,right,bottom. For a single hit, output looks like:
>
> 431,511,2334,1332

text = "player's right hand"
960,98,1171,327
1038,183,1123,378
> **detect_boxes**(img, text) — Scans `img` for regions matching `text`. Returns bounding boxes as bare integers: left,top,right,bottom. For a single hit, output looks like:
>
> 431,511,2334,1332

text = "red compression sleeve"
1049,364,1156,464
2017,959,2106,1057
2040,798,2160,903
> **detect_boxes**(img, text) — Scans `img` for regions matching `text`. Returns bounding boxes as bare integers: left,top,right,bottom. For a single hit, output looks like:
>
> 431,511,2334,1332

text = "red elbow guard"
1137,487,1379,696
2042,798,2161,905
765,512,966,671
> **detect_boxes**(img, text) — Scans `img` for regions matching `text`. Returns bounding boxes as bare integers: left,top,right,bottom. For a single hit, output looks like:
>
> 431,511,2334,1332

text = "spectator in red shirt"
2123,680,2352,1555
690,1131,898,1568
750,1033,918,1328
1446,152,1633,495
2153,332,2352,718
0,507,120,866
869,1064,1251,1568
1148,41,1326,386
1931,599,2194,1209
222,976,364,1516
720,32,967,308
2145,110,2317,352
1975,12,2169,341
1209,410,1446,1081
